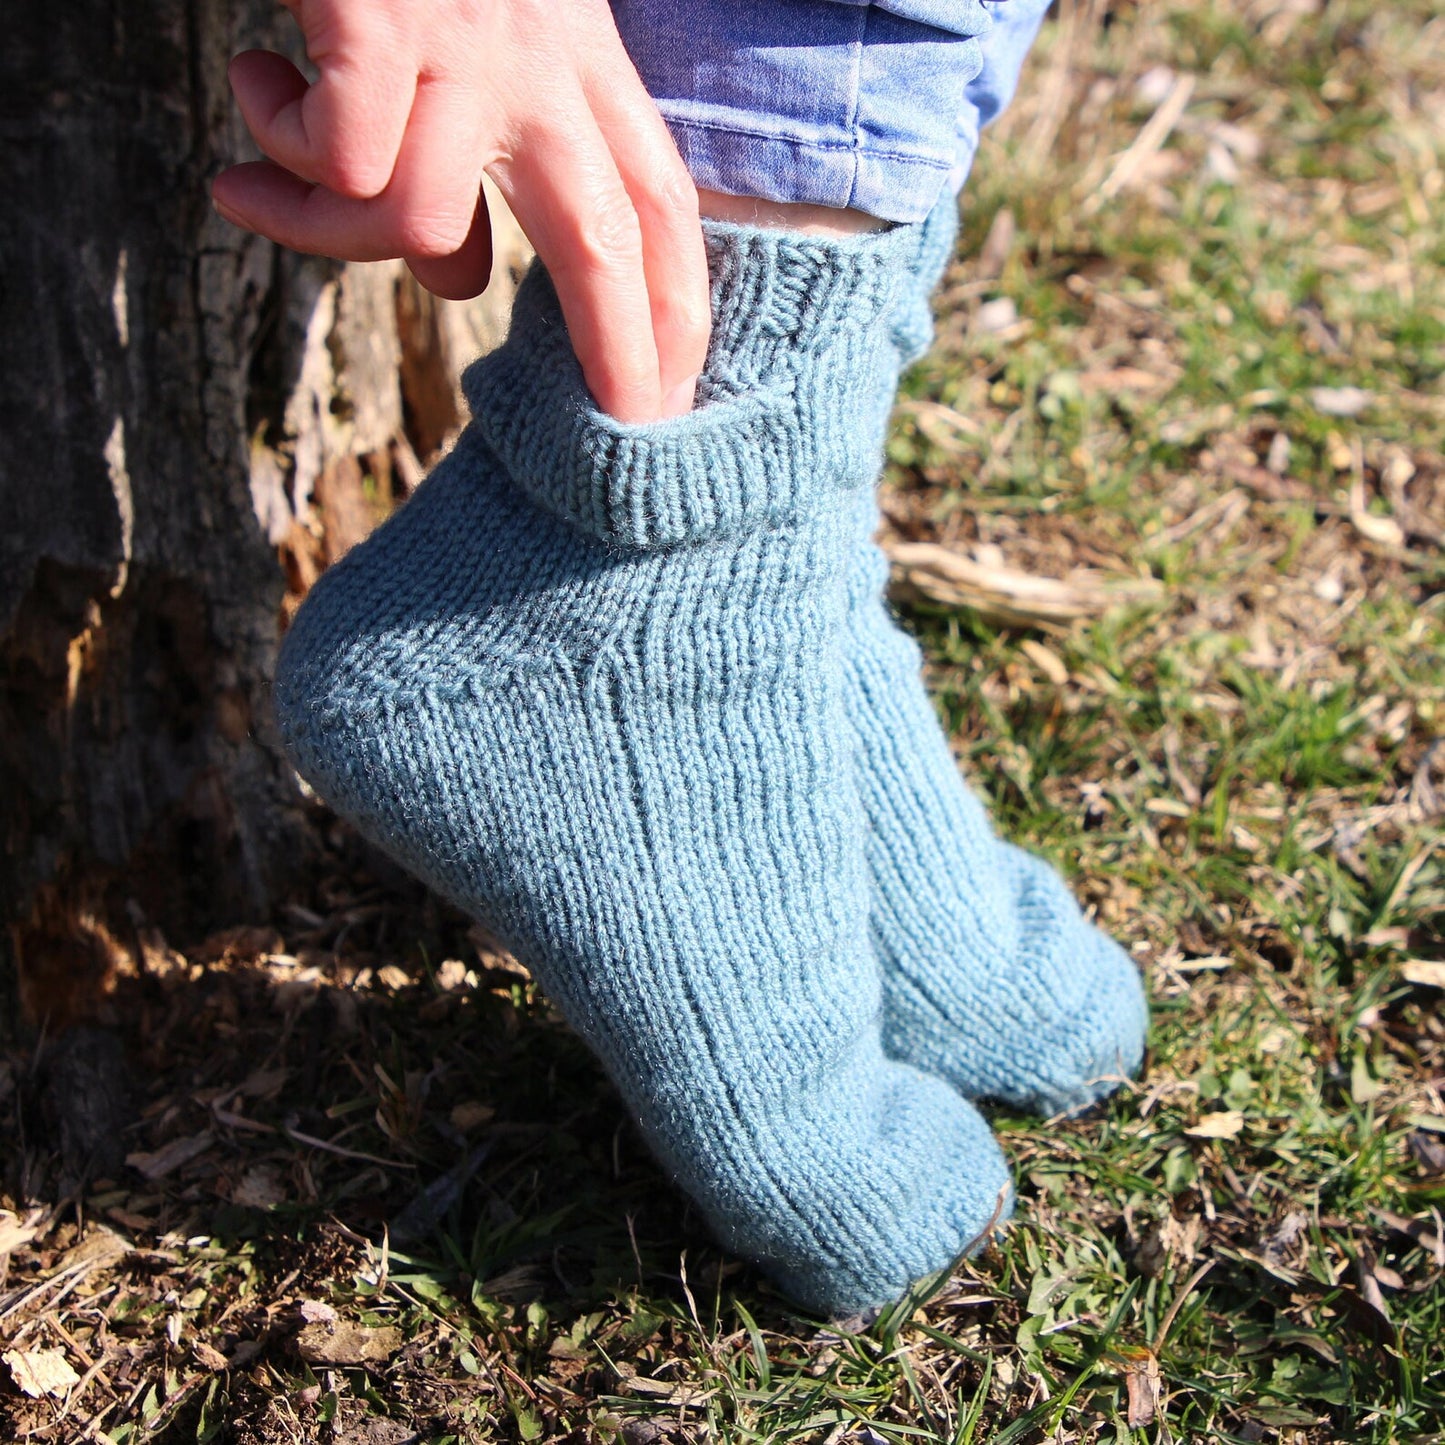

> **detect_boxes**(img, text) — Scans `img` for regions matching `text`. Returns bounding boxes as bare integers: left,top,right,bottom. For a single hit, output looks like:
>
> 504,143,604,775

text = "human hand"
212,0,709,422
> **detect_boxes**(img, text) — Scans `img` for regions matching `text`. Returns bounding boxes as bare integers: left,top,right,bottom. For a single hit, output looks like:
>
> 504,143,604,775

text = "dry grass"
2,1,1443,1440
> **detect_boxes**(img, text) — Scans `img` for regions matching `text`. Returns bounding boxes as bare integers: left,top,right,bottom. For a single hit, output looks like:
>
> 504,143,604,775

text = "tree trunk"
0,0,526,1031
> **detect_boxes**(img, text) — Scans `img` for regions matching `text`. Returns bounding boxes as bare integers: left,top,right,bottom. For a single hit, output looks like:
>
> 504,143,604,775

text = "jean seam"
843,6,868,211
662,115,956,172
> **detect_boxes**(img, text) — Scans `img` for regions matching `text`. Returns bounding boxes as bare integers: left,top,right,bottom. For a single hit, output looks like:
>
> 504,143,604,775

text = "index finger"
496,116,663,425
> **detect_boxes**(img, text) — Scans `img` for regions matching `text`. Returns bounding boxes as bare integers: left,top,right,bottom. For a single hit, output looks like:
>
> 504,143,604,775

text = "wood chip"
295,1319,403,1367
1185,1110,1245,1140
1402,960,1445,989
1174,955,1233,973
1309,385,1372,417
1019,639,1070,684
449,1101,496,1132
1095,70,1196,206
885,539,1162,630
3,1347,80,1399
126,1130,215,1181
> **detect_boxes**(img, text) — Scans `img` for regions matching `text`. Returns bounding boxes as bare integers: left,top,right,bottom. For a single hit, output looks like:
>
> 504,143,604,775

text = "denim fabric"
611,0,1053,221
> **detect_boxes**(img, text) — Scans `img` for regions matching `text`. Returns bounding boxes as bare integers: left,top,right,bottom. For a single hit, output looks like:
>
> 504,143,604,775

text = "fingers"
211,162,395,260
216,0,710,424
228,38,415,198
214,76,489,267
495,116,663,425
582,64,710,418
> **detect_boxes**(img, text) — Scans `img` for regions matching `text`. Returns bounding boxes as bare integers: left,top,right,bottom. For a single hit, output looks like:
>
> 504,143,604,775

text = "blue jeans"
610,0,1053,222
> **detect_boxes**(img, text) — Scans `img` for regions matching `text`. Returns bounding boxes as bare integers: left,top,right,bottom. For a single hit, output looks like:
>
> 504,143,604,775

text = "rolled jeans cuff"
610,0,1053,223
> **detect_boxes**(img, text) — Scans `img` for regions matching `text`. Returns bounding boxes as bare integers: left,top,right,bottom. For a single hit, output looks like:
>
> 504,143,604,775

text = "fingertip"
210,163,265,230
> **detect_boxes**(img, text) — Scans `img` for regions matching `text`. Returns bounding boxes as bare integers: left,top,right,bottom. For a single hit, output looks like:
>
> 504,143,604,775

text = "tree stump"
0,0,530,1040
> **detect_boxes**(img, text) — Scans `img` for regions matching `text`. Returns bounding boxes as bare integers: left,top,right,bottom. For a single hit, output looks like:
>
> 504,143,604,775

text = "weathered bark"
0,0,526,1025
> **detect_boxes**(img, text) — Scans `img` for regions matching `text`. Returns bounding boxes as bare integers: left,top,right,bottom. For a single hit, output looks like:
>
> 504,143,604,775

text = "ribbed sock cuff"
462,221,922,552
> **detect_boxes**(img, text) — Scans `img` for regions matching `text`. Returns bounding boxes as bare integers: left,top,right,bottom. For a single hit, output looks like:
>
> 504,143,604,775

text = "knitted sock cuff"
891,191,961,368
462,220,920,552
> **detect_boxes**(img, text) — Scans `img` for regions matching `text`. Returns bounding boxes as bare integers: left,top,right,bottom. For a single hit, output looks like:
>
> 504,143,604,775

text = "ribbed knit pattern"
850,196,1149,1114
274,221,1012,1317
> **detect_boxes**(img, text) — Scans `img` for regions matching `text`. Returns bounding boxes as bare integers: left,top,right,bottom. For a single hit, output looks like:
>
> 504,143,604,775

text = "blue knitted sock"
274,222,1013,1317
844,198,1148,1115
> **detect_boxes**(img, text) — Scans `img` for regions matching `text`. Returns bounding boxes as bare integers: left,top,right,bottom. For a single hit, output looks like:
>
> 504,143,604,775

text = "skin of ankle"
696,187,893,237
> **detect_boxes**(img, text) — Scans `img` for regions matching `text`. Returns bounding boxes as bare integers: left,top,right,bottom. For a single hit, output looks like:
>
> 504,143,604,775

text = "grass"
2,0,1443,1440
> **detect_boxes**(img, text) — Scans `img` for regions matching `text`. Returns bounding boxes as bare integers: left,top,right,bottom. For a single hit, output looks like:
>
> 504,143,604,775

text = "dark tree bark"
0,0,524,1027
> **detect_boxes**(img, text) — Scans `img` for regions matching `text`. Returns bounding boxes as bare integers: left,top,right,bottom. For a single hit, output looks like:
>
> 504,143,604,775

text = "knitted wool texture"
274,221,1013,1317
850,197,1149,1114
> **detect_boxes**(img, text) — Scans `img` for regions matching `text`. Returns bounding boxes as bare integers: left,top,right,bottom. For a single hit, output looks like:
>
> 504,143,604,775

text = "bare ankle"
695,187,892,238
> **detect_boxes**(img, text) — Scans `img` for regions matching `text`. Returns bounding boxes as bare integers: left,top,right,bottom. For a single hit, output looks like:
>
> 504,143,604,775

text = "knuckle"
672,286,713,346
323,165,387,201
317,148,392,200
573,189,643,273
650,160,700,226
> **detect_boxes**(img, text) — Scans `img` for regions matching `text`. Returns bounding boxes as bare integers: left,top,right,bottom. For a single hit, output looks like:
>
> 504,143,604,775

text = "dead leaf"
192,1341,231,1372
3,1347,80,1399
449,1101,495,1132
295,1319,403,1367
1112,1345,1162,1427
975,297,1020,335
57,1227,129,1272
1356,1248,1394,1329
106,1207,155,1231
1185,1110,1245,1140
1374,1210,1445,1264
621,1375,715,1407
1159,1213,1203,1265
1134,1212,1201,1277
240,1066,289,1099
1371,1261,1406,1290
1262,1211,1310,1267
1307,1279,1396,1350
1408,1131,1445,1176
0,1211,41,1256
231,1165,287,1209
126,1130,214,1181
435,959,473,990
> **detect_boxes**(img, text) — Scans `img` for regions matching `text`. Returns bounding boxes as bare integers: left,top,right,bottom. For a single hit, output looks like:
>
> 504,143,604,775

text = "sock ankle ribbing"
274,221,1013,1316
848,196,1148,1113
